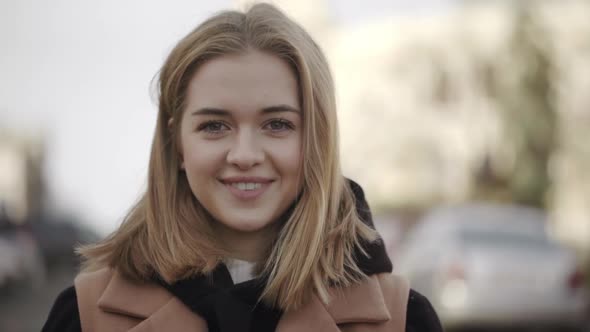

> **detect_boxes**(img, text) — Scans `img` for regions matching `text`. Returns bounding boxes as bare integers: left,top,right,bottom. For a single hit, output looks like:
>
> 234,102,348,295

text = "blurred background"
1,0,589,331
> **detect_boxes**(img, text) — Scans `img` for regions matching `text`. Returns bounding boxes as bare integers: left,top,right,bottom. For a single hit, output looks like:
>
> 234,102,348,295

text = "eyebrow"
191,104,301,116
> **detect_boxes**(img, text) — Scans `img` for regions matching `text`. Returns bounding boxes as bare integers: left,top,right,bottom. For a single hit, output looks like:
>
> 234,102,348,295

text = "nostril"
226,147,265,169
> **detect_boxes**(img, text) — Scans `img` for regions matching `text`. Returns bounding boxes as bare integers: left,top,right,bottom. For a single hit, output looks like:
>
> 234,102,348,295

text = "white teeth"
231,182,262,191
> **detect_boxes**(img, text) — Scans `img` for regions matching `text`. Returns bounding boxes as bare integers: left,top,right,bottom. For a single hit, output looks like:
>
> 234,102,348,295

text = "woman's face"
179,49,302,237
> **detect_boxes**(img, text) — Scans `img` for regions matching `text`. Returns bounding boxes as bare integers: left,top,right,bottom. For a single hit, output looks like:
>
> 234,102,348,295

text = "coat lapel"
127,297,208,332
97,270,391,332
277,274,391,331
276,293,340,332
97,270,172,319
326,274,390,324
97,270,208,332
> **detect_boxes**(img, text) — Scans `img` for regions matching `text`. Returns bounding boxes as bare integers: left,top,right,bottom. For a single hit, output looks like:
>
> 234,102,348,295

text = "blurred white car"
0,229,45,290
0,236,20,286
396,203,589,331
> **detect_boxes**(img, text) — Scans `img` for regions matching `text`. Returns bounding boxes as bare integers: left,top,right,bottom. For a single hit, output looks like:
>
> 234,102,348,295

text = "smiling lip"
219,177,274,200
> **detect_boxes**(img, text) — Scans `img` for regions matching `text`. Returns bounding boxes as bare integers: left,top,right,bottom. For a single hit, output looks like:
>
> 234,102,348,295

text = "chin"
220,216,274,233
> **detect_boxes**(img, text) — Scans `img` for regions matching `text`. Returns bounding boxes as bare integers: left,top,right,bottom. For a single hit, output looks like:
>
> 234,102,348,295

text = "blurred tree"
473,2,558,207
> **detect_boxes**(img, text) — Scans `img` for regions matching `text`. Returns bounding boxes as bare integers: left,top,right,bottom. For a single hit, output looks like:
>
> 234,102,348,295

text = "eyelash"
196,119,295,135
197,121,229,134
264,119,295,132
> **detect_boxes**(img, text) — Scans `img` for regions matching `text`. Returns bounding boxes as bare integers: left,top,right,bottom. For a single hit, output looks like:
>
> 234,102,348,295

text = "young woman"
43,3,442,332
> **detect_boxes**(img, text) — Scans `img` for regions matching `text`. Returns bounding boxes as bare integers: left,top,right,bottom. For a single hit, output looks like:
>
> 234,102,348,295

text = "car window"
459,228,550,249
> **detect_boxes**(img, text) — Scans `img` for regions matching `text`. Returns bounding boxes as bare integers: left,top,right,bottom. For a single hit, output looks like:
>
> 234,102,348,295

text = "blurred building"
238,0,590,255
0,129,46,224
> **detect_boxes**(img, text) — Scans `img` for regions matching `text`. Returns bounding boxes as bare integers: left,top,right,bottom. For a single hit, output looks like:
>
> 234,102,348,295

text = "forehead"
185,49,300,114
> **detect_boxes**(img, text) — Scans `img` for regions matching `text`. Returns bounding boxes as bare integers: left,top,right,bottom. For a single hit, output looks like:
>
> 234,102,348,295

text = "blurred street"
0,264,76,332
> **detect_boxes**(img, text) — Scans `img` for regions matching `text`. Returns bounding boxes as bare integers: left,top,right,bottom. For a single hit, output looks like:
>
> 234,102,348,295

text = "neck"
213,223,278,262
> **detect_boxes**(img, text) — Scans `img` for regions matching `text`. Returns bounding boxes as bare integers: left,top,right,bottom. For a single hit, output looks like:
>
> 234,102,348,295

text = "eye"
264,119,295,133
197,121,230,135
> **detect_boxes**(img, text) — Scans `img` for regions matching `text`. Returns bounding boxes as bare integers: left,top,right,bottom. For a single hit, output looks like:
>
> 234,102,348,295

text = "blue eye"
265,119,294,132
197,121,229,134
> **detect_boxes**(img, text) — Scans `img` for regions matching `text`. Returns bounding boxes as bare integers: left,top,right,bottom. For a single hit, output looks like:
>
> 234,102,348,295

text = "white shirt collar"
224,258,256,284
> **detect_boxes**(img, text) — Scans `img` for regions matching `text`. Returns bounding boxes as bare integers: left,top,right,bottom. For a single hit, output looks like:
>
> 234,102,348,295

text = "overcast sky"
0,0,454,234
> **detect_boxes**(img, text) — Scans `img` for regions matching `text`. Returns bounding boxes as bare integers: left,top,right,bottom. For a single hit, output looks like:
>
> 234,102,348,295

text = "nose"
226,130,264,170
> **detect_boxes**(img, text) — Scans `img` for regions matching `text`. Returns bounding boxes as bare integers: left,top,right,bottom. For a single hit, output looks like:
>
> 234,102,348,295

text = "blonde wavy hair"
78,2,376,311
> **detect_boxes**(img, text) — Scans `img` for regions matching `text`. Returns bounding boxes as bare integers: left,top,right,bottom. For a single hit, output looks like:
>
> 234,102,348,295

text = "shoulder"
42,268,114,332
374,274,443,332
42,286,81,332
73,267,115,303
374,273,411,310
74,266,114,288
73,267,119,331
406,289,444,332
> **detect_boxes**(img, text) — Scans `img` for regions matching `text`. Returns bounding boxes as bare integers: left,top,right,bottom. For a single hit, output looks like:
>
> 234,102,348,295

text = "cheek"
183,141,226,177
269,138,302,177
